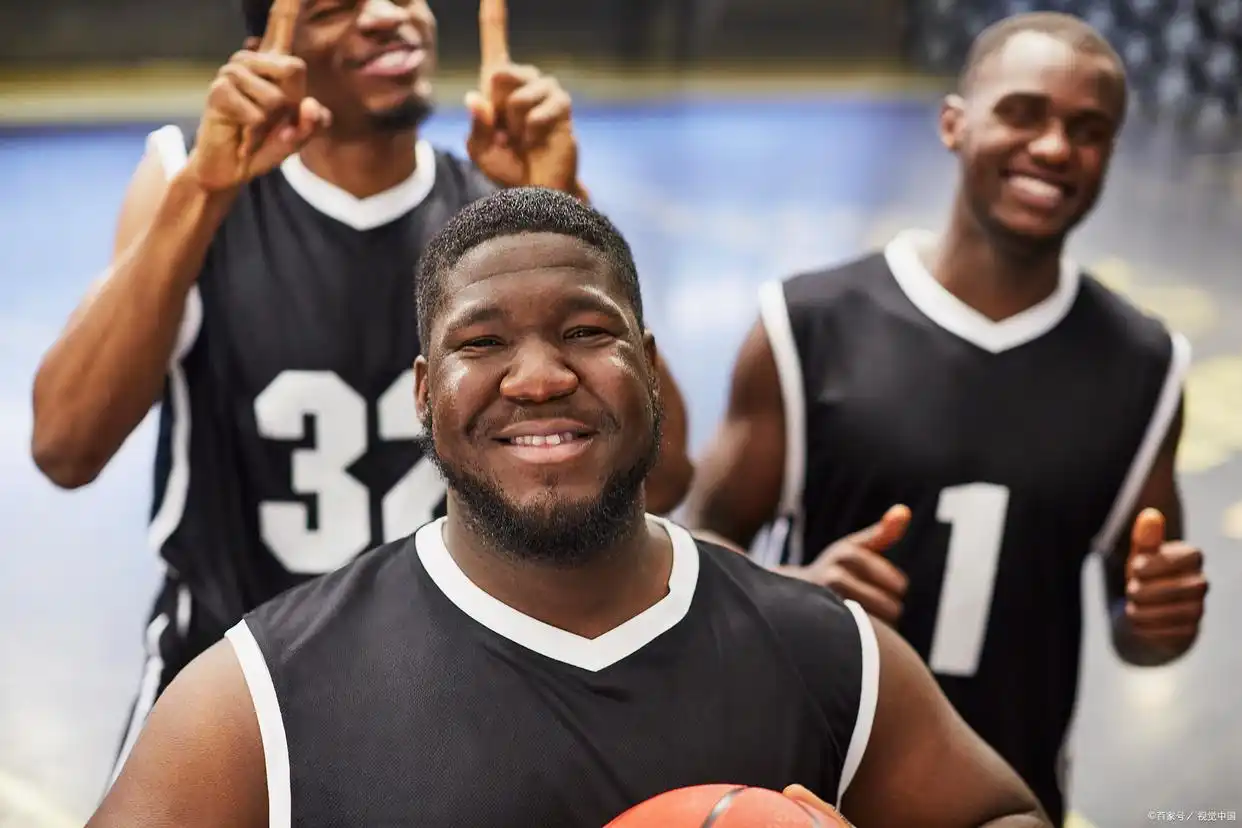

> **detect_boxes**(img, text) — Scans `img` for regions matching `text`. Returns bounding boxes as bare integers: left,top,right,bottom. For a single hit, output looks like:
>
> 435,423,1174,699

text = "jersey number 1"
253,369,445,575
928,482,1010,678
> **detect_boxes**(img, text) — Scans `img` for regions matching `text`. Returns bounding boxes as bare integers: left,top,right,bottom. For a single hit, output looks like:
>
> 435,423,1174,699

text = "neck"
928,196,1065,322
297,129,420,200
441,506,672,640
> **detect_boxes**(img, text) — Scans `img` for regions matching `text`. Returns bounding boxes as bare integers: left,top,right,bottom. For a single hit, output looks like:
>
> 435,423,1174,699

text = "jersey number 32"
254,369,445,575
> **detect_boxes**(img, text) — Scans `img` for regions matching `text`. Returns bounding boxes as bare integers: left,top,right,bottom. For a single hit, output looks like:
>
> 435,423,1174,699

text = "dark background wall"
2,0,1236,136
0,0,907,68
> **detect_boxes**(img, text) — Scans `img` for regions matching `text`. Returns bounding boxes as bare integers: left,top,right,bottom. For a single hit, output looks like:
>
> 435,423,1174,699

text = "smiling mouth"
357,46,426,78
1003,172,1076,208
493,427,599,465
502,431,591,448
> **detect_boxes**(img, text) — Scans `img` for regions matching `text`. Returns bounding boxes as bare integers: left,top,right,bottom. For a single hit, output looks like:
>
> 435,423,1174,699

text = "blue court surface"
2,97,1241,827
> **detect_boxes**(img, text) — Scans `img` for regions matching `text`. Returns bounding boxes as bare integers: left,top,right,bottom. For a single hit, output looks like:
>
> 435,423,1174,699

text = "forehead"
975,31,1121,114
437,232,626,318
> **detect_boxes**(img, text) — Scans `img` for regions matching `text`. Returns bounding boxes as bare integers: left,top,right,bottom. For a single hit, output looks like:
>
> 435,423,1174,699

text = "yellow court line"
0,768,83,828
0,62,948,125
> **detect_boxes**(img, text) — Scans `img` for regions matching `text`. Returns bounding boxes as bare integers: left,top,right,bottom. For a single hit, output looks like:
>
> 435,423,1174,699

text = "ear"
641,330,658,376
939,94,966,153
413,355,431,432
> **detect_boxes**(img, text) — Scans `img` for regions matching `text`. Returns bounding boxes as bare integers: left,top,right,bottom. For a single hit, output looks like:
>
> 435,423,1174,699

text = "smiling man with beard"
32,0,692,789
88,188,1051,828
686,12,1209,824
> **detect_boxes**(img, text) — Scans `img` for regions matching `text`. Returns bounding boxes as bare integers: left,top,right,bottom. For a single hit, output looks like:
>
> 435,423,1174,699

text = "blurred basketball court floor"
1,66,1240,827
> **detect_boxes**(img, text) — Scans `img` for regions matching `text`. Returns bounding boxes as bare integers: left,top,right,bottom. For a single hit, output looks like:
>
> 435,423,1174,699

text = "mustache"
467,405,621,439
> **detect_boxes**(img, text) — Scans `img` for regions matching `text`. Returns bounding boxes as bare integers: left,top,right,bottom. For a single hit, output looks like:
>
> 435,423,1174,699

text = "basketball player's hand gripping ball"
465,0,583,196
784,785,855,826
792,505,912,626
188,0,332,192
1125,508,1209,649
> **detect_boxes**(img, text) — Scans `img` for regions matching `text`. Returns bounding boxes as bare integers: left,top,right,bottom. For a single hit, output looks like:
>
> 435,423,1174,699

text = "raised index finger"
260,0,302,54
479,0,510,80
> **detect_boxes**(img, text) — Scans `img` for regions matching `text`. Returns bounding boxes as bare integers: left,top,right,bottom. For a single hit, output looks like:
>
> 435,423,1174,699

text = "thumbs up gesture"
1124,508,1208,648
783,505,912,625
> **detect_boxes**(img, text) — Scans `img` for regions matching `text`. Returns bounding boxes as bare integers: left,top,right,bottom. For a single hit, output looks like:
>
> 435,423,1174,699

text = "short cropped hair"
241,0,272,38
959,12,1126,95
416,188,645,353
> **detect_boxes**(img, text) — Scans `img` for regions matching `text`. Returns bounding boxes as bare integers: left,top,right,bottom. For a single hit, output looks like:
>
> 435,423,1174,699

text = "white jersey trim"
758,279,807,567
1092,331,1192,555
416,516,700,672
144,125,204,555
884,229,1081,354
147,124,189,184
838,600,879,805
106,610,172,789
226,620,292,828
280,139,437,231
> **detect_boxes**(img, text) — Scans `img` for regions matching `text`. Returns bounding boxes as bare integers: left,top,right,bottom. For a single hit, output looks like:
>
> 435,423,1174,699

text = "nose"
500,341,579,403
1028,121,1071,165
357,0,408,31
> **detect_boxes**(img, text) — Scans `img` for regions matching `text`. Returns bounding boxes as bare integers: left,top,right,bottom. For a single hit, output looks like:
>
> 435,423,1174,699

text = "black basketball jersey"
226,518,875,828
143,125,496,637
755,229,1189,823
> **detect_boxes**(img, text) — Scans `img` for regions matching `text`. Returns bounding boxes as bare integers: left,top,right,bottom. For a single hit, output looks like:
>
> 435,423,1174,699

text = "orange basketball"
605,784,851,827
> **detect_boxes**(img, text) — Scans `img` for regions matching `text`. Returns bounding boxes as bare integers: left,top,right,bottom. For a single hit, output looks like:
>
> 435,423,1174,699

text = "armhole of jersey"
144,125,205,554
837,600,879,806
757,280,807,566
1091,332,1192,556
145,124,204,363
226,620,292,828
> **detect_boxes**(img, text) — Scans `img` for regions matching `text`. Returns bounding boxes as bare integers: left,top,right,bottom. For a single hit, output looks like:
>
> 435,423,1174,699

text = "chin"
505,477,605,510
366,94,434,132
988,209,1073,246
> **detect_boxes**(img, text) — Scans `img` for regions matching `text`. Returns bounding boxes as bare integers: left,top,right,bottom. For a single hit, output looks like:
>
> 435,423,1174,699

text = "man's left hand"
465,0,582,196
1125,507,1209,651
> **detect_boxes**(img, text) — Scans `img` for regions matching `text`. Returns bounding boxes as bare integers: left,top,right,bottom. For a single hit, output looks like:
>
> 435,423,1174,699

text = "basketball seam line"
699,786,748,828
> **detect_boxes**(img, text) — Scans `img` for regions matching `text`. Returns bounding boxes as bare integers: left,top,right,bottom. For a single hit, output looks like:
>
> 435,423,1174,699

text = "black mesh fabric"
244,524,869,827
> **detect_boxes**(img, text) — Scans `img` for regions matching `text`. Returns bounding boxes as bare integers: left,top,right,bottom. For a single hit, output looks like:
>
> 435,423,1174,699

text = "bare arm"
1103,398,1195,665
842,619,1049,827
645,353,694,515
30,137,236,488
682,319,786,549
89,641,268,828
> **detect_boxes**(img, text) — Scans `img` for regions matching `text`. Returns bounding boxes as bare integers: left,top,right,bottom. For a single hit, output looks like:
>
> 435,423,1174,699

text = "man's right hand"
780,504,912,625
188,0,332,193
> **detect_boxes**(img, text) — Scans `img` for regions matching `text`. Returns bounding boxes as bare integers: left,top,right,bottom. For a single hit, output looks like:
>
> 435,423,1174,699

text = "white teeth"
372,50,411,69
1010,175,1063,201
511,432,578,447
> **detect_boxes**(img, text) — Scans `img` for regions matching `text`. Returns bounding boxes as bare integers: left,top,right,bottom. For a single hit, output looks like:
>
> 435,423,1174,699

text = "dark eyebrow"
442,291,631,335
443,304,506,334
996,91,1115,124
555,291,630,324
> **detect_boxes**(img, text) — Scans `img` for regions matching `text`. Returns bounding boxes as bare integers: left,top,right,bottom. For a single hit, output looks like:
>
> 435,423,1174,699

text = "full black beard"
367,96,434,133
416,401,663,568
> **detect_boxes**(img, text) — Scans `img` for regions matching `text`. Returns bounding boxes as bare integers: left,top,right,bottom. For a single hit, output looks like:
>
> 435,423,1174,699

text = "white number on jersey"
928,482,1011,677
253,369,444,575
